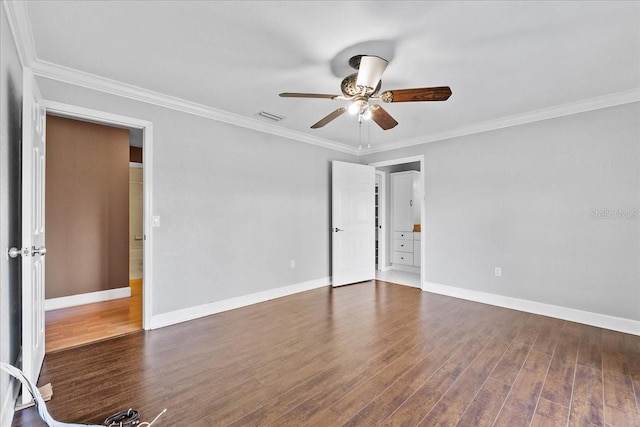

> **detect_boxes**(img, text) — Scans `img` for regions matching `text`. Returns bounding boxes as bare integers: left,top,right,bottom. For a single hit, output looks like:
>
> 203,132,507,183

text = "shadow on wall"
7,69,22,365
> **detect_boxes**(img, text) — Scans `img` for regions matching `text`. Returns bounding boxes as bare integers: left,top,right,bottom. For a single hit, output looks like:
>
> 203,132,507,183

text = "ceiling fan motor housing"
341,73,381,97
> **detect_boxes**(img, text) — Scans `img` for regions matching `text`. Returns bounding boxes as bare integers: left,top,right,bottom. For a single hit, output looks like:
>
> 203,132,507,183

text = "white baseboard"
1,354,22,427
378,266,392,272
423,281,640,336
150,277,331,330
45,286,131,311
1,379,18,427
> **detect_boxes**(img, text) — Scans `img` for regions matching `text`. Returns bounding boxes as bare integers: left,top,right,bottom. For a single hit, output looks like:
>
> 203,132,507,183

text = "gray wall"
35,77,357,315
1,2,24,414
362,102,640,321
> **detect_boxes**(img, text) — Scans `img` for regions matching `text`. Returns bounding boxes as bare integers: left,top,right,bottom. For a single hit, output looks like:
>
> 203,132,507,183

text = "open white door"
21,68,46,404
332,161,375,287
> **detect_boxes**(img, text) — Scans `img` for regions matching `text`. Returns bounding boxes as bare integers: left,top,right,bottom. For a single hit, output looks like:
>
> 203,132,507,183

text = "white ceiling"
21,1,640,153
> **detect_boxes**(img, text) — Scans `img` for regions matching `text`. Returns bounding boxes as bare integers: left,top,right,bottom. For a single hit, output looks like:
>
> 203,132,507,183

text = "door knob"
334,227,344,232
7,247,26,258
32,246,47,256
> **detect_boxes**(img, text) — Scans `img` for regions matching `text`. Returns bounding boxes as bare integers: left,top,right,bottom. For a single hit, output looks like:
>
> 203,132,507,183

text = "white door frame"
41,100,154,330
368,155,425,290
375,170,386,271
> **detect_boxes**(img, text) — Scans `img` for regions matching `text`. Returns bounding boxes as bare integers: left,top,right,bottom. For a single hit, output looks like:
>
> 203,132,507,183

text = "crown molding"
361,88,640,155
2,0,37,67
30,59,359,155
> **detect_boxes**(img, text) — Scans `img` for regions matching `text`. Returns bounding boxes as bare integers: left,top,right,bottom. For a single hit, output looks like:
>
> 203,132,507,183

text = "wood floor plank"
604,404,640,427
489,341,531,385
492,311,529,343
379,366,459,427
623,334,640,375
438,339,510,406
417,397,468,426
577,324,604,371
540,346,578,408
569,364,605,426
493,406,534,427
497,350,551,424
531,398,569,427
456,378,511,426
632,371,640,417
11,281,640,427
603,361,636,409
602,362,639,426
532,328,559,356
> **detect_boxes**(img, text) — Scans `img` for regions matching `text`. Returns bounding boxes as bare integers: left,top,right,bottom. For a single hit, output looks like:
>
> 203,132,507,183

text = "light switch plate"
152,216,161,227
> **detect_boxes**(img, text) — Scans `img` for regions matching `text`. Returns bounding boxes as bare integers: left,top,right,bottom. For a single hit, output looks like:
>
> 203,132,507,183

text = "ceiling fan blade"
355,56,388,93
310,107,347,129
380,86,452,103
279,92,339,99
370,104,398,130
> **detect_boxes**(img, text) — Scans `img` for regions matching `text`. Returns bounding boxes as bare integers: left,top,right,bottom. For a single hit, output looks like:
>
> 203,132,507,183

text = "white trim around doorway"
41,100,154,330
368,155,425,290
375,169,386,272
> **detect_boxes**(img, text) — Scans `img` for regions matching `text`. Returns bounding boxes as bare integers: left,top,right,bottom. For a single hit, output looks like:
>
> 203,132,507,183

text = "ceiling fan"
279,55,452,130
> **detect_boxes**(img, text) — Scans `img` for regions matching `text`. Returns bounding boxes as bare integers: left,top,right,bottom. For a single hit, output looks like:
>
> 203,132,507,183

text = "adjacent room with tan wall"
45,115,130,299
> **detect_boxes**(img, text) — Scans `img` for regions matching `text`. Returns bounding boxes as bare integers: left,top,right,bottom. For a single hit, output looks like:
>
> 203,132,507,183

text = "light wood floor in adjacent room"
14,281,640,426
45,279,142,353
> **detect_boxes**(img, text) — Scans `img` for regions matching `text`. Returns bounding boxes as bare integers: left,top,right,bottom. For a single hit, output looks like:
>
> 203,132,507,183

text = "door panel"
392,173,413,231
21,68,46,404
332,161,375,287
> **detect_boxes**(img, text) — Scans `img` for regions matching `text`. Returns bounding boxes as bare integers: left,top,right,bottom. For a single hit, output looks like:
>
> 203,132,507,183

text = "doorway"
40,100,153,352
369,156,425,289
43,116,140,351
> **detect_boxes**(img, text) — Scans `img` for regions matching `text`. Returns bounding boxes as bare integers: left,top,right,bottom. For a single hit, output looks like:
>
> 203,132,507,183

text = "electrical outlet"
495,267,502,277
290,260,295,269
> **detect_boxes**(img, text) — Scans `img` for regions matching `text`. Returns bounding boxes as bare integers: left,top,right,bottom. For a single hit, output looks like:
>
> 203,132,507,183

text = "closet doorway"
370,156,425,289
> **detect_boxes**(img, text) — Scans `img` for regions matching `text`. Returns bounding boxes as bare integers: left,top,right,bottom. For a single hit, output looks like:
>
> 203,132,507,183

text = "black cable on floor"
104,408,140,427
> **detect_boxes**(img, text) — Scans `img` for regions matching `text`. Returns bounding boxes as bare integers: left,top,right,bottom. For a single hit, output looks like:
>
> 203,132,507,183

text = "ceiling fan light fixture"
348,101,360,115
355,56,388,93
361,107,372,121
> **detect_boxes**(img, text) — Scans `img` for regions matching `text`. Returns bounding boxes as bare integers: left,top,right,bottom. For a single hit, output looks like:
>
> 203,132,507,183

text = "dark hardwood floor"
11,281,640,426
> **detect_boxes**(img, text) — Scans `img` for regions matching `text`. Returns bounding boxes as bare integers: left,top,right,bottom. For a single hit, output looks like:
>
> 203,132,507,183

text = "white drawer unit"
392,232,417,268
392,251,414,266
393,239,412,252
394,231,413,240
392,231,422,270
